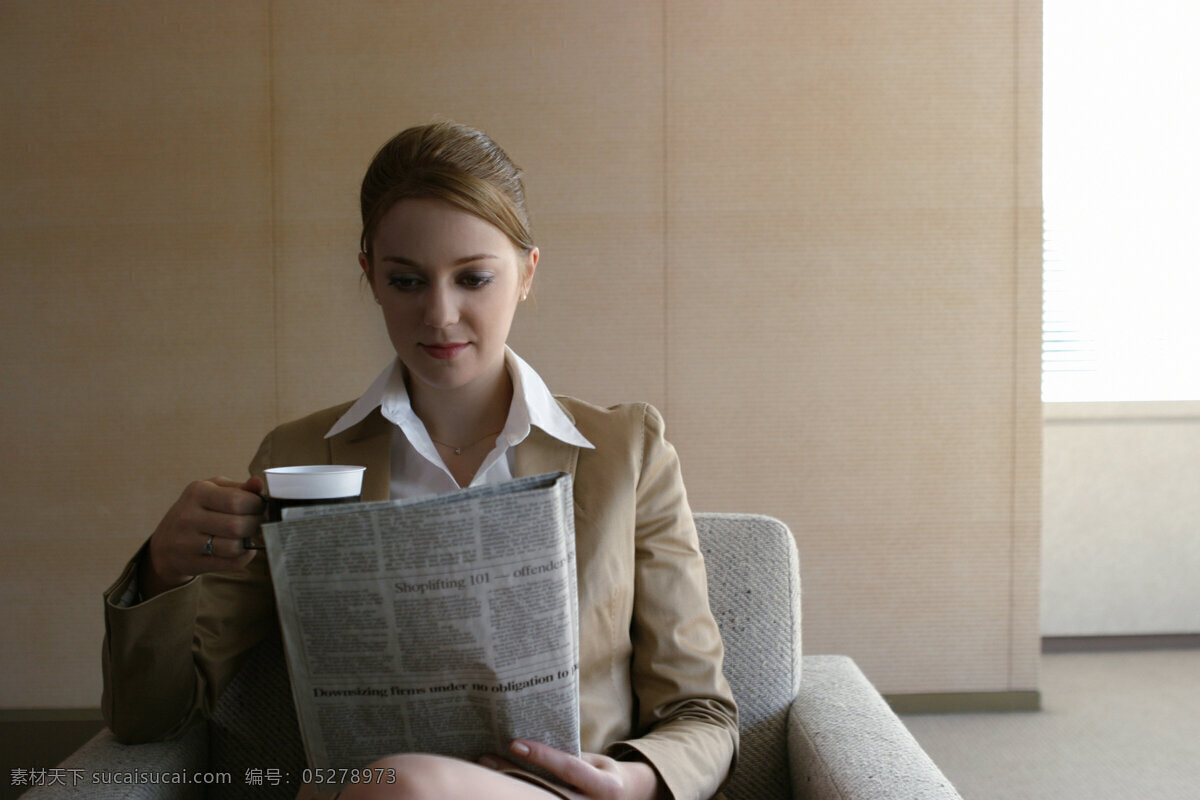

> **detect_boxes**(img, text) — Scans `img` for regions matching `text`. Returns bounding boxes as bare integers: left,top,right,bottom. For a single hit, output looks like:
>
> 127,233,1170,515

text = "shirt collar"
324,347,594,450
506,348,594,449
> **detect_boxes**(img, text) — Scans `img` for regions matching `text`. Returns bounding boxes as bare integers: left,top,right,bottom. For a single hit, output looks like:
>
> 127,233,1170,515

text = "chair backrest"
207,629,305,799
207,513,803,800
695,512,803,800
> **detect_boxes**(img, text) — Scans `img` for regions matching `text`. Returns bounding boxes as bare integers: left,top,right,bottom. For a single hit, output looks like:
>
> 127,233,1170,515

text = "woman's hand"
139,476,264,598
479,740,666,800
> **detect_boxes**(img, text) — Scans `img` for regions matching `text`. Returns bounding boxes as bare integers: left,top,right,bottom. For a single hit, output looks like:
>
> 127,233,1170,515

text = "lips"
419,343,469,360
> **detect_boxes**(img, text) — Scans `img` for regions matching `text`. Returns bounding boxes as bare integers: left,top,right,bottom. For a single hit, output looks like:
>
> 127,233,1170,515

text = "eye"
386,274,423,291
459,273,495,289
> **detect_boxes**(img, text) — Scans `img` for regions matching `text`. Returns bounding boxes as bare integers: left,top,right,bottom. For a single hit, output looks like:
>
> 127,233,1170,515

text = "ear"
359,252,377,298
521,247,539,298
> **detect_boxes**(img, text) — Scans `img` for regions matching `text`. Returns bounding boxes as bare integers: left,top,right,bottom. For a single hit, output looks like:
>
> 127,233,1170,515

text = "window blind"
1042,0,1200,402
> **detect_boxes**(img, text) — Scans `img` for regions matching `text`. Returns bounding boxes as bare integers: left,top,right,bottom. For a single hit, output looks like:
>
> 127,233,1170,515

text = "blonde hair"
359,122,534,261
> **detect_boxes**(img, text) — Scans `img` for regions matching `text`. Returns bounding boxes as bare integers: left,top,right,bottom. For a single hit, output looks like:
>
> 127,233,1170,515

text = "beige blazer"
103,397,737,800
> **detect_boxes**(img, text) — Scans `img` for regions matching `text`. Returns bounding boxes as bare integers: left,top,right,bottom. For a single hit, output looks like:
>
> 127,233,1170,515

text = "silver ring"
203,535,214,556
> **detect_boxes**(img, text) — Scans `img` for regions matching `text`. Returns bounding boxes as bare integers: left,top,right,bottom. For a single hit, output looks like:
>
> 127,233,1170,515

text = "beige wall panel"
1,0,1041,708
268,1,666,419
664,0,1039,693
0,2,274,705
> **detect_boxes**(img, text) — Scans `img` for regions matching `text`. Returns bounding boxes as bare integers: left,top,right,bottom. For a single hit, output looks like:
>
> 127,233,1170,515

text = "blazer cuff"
102,545,202,742
606,719,736,800
103,542,198,609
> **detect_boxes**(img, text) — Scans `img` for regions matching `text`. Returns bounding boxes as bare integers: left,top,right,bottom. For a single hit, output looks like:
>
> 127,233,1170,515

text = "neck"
407,363,513,448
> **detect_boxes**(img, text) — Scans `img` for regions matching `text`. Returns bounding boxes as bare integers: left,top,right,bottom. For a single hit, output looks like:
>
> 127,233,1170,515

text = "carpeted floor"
900,648,1200,800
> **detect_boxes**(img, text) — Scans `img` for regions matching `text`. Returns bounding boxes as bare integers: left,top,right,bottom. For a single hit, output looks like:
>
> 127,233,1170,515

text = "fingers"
199,532,255,560
477,754,519,771
208,476,244,488
143,477,265,594
197,477,266,517
181,479,263,549
504,742,621,800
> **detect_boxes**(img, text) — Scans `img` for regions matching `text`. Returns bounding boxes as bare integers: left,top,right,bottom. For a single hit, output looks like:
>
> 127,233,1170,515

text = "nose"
423,282,459,329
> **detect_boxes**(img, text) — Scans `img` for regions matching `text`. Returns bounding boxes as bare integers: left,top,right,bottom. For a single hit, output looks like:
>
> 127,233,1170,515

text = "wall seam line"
1009,0,1021,692
267,0,280,426
661,0,670,418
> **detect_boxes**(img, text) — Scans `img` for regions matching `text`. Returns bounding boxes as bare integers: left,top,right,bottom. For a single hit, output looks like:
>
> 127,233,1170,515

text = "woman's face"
360,198,537,400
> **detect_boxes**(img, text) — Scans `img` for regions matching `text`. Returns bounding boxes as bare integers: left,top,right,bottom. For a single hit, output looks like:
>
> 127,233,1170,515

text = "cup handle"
243,491,268,551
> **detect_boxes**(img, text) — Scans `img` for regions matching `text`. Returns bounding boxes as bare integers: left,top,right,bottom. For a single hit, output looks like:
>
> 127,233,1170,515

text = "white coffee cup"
264,465,366,502
244,465,366,550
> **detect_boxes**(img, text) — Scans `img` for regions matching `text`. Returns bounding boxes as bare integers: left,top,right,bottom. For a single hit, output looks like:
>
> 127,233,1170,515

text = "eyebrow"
380,254,500,268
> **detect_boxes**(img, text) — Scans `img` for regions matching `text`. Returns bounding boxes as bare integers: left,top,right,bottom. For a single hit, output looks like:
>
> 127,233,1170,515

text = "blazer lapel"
328,409,392,501
512,427,579,481
512,399,581,482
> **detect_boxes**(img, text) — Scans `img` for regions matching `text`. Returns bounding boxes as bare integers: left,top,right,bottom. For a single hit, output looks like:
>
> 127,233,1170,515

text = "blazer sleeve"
100,435,279,744
605,404,739,800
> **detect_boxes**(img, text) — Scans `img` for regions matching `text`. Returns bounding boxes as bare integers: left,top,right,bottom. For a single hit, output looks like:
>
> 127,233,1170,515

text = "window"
1042,1,1200,402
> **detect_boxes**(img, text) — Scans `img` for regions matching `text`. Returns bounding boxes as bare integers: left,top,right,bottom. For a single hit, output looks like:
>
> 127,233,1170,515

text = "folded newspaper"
262,471,581,783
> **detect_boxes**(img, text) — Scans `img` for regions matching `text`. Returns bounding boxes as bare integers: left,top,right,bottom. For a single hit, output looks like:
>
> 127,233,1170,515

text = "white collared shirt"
325,347,593,499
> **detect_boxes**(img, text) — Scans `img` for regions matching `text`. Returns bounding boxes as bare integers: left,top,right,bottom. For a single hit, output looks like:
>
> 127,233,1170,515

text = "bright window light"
1042,1,1200,402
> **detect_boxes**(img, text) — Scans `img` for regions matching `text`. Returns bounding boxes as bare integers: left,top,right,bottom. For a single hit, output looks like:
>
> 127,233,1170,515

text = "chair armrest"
788,656,962,800
21,723,209,800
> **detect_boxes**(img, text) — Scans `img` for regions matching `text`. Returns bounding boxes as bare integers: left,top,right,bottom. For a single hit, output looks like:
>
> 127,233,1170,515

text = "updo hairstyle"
359,121,534,262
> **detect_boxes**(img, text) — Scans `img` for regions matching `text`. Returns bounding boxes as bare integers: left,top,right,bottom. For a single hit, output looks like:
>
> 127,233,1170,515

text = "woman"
103,122,737,800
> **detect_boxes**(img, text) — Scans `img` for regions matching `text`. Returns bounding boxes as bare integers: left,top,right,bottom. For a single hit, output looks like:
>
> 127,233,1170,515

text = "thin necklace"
429,429,504,456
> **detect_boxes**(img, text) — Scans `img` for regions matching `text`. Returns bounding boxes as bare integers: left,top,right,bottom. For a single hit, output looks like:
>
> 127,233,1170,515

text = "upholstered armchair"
26,513,961,799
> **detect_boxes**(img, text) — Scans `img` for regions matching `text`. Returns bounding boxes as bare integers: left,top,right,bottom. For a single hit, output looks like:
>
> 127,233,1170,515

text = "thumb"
240,476,265,494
